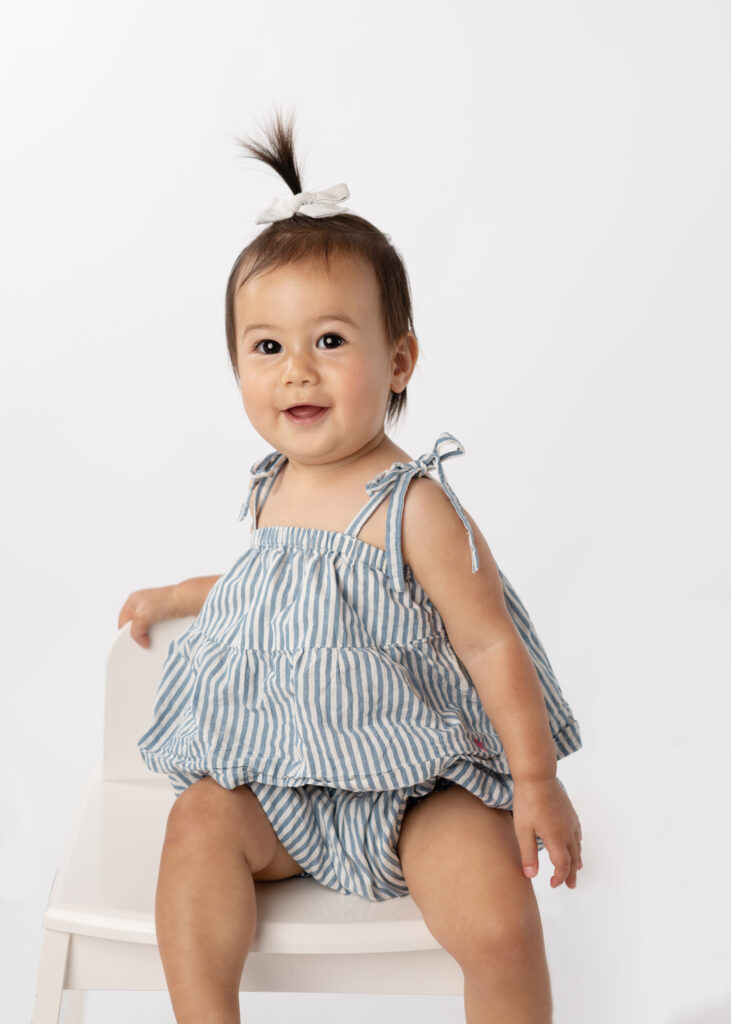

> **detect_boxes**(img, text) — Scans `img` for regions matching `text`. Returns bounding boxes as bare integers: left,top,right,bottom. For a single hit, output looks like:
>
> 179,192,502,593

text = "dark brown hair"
225,107,417,428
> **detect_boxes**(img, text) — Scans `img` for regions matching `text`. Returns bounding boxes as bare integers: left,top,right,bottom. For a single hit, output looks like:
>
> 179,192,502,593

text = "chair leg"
31,928,70,1024
60,991,86,1024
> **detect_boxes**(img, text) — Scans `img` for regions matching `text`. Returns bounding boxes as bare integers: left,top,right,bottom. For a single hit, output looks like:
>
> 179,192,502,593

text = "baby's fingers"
117,594,152,648
118,599,133,629
549,838,582,889
128,619,151,648
548,844,572,888
564,839,582,888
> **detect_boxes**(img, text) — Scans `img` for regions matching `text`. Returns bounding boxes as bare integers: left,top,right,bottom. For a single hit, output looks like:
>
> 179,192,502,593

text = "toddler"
121,108,583,1024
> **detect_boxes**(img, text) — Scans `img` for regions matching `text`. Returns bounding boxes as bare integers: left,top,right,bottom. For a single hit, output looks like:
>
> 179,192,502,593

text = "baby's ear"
391,333,418,392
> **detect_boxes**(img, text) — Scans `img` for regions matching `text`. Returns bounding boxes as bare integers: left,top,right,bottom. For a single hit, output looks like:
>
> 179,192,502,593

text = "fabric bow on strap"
256,183,352,224
238,451,283,522
365,432,480,592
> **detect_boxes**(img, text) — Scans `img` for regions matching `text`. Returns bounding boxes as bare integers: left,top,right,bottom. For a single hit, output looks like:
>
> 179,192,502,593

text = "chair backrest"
104,617,195,781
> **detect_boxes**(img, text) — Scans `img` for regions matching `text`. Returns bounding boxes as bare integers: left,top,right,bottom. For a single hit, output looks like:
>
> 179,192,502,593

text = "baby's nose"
283,350,318,385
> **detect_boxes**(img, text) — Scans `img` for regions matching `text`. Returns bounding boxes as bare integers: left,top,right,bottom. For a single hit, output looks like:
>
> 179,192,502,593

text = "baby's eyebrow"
243,314,359,336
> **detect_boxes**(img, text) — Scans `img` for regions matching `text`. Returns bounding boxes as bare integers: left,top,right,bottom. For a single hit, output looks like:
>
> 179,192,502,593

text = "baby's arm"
401,479,582,887
117,576,221,649
401,480,555,774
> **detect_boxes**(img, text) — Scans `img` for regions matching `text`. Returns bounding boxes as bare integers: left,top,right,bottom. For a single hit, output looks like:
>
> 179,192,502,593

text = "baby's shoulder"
401,473,497,585
401,474,470,553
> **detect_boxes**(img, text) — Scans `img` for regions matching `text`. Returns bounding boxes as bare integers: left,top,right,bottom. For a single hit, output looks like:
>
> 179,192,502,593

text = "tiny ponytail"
235,107,304,197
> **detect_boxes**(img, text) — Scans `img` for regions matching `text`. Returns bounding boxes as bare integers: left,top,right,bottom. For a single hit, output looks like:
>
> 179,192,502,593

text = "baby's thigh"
397,785,539,967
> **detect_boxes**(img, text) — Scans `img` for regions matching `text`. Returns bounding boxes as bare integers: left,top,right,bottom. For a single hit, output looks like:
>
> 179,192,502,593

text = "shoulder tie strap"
364,431,479,592
238,450,283,525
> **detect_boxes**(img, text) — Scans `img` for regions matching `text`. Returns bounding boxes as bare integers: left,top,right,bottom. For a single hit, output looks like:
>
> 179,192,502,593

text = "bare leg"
155,778,304,1024
462,915,552,1024
398,785,552,1024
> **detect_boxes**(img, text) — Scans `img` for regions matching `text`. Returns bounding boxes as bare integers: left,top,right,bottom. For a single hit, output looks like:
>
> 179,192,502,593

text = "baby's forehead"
234,258,380,326
237,251,374,291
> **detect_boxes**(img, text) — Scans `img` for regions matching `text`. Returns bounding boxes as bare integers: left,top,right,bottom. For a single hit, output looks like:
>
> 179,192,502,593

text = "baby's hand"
117,585,179,649
511,778,583,889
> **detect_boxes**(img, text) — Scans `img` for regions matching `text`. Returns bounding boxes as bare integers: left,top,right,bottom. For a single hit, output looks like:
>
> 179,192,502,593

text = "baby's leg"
155,777,305,1024
397,785,552,1024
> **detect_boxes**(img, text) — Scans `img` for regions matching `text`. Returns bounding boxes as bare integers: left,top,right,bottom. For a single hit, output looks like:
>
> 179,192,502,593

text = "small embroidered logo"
474,737,486,750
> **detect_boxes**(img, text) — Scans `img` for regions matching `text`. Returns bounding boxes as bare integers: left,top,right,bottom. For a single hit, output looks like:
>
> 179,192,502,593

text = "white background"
2,1,730,1021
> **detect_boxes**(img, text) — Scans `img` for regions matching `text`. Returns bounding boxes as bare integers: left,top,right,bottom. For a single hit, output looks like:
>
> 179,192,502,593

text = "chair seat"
43,766,444,956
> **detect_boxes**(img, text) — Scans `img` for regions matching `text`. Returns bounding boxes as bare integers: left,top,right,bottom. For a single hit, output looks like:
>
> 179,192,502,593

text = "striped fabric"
137,432,582,901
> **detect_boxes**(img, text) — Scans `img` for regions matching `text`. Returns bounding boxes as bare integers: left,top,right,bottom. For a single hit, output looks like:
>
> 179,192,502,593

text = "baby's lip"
285,404,327,411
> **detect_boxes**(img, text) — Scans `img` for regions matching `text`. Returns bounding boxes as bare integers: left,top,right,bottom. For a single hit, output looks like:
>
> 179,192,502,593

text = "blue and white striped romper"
137,432,582,902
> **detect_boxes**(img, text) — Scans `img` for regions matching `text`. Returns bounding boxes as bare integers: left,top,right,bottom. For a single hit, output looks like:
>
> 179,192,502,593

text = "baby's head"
224,109,419,456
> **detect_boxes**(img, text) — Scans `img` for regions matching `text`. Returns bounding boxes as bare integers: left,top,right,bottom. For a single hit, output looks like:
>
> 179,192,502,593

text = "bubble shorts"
246,763,517,902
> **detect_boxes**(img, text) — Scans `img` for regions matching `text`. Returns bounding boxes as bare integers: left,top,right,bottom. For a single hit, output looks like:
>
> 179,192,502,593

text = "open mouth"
284,405,328,424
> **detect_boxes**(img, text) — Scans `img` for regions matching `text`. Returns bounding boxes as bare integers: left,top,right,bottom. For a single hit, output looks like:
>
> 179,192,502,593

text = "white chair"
32,617,462,1022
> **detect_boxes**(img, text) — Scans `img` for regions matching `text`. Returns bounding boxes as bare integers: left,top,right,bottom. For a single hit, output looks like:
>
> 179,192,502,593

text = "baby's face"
234,254,404,463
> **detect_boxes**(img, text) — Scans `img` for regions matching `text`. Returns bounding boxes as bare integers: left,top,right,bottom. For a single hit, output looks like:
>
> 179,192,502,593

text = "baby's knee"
488,894,543,951
421,875,542,972
164,776,248,846
453,895,544,973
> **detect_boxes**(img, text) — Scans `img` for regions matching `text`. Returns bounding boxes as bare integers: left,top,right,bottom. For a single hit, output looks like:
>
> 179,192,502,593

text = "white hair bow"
255,182,352,224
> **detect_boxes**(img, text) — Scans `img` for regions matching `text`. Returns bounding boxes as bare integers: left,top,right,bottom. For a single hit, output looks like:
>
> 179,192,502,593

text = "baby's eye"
253,339,281,355
317,333,345,349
